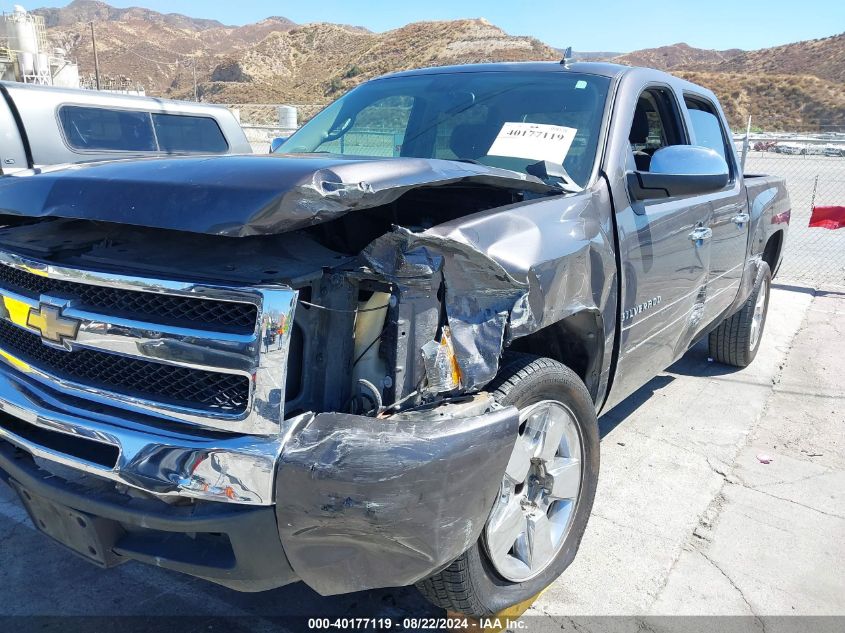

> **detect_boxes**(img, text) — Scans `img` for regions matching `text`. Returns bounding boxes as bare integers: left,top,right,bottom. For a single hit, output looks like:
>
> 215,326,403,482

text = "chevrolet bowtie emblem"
27,304,81,344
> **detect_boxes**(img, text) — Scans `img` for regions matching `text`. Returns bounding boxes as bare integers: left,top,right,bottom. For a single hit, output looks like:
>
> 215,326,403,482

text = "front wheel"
416,354,599,616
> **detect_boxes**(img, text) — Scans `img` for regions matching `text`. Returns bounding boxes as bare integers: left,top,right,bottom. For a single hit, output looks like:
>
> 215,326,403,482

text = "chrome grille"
0,262,257,333
0,319,250,413
0,249,297,435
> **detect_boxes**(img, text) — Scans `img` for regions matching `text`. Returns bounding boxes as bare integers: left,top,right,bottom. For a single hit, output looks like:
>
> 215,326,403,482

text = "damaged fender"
364,228,528,390
363,187,617,399
275,395,518,595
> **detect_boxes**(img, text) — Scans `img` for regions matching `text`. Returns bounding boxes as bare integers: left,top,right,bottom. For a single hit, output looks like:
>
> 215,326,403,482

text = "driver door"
604,85,713,408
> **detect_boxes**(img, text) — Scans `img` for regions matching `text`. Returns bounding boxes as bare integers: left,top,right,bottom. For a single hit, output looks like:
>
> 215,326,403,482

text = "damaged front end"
277,395,517,594
0,152,612,593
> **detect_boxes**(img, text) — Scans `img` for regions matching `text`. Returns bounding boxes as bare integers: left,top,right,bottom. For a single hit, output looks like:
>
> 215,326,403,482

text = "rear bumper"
0,389,518,594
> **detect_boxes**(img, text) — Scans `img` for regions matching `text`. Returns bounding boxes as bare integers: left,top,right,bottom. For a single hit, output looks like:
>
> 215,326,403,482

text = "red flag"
809,206,845,230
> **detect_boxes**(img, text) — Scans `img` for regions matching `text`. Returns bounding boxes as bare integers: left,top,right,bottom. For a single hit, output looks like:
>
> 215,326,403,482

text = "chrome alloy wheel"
484,400,583,582
749,275,770,349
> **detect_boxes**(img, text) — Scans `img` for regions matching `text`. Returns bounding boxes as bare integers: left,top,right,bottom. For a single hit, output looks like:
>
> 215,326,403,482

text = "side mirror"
627,145,729,201
270,137,289,153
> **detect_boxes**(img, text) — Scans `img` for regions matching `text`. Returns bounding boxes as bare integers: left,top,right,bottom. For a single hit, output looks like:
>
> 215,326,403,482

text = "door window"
629,87,684,172
684,96,733,173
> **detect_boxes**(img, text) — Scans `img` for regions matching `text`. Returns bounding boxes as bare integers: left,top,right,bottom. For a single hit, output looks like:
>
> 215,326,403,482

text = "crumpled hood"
0,154,555,237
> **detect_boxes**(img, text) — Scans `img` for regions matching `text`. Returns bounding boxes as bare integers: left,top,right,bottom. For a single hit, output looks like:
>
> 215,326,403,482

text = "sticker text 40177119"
488,122,577,163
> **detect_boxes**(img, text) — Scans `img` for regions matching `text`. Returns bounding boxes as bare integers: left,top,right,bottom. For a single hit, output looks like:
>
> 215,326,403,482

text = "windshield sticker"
487,122,577,163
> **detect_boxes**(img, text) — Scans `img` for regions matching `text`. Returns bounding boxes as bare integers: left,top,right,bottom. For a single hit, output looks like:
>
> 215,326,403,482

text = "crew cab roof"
379,61,630,80
376,61,718,102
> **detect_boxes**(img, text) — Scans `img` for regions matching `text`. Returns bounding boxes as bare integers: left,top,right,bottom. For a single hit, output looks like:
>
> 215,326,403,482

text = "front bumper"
0,384,519,594
0,366,284,505
0,440,296,591
277,398,518,595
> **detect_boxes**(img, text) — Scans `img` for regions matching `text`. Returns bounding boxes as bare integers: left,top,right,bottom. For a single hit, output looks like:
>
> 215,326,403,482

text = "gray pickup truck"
0,62,789,616
0,81,251,174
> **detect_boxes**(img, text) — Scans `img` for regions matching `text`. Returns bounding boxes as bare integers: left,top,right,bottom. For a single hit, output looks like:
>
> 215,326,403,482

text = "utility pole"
193,60,198,101
90,21,100,90
741,115,752,174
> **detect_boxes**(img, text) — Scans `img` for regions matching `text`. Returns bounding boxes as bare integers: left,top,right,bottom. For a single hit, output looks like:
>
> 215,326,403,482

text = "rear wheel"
708,261,771,367
416,354,599,616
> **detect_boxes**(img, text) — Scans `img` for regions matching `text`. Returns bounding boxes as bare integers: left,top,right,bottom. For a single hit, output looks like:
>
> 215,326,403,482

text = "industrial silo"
10,5,39,54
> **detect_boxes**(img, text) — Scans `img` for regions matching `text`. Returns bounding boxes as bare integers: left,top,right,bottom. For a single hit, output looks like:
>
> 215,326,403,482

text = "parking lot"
529,284,845,621
1,281,842,630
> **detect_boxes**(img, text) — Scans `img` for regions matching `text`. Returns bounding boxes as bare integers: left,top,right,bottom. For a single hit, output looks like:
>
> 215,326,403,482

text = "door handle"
732,212,750,226
689,227,713,244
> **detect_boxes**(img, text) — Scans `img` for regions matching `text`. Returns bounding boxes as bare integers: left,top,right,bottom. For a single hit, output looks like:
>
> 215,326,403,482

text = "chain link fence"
224,103,326,153
736,128,845,288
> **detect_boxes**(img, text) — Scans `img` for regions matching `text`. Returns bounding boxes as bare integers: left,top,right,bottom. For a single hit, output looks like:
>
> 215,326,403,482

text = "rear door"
682,94,749,326
603,82,714,409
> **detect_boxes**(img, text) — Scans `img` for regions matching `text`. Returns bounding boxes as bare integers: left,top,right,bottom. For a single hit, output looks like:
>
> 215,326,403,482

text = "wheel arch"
762,229,785,277
506,311,604,403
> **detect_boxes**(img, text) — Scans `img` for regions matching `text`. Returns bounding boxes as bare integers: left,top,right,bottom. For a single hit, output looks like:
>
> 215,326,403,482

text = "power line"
117,43,198,66
86,40,203,101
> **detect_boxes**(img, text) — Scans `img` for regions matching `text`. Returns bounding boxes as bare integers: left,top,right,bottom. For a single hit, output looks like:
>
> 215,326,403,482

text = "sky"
2,0,843,52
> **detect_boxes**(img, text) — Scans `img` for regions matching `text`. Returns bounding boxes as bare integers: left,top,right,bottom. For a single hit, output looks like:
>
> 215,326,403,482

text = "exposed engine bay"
0,178,544,420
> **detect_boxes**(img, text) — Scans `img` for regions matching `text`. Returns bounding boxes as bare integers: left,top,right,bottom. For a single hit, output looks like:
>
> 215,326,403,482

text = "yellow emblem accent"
2,295,31,327
20,264,49,277
26,304,81,344
0,348,32,373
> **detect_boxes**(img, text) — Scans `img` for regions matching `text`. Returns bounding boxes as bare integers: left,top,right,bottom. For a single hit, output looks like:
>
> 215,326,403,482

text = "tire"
708,261,772,368
416,353,600,616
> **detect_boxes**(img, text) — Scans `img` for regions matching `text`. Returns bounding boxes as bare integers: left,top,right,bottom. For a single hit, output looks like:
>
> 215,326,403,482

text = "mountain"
34,1,557,100
693,32,845,85
34,0,298,93
600,38,845,129
570,50,623,61
552,49,624,61
35,2,559,101
200,19,559,103
30,1,845,130
35,0,229,30
608,43,743,70
675,71,845,130
612,35,844,85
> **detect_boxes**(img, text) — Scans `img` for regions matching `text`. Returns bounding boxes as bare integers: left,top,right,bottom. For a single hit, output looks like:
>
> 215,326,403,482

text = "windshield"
276,71,610,188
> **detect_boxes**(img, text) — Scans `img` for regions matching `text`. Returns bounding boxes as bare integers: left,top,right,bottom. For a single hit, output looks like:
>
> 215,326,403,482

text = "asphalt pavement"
1,283,842,632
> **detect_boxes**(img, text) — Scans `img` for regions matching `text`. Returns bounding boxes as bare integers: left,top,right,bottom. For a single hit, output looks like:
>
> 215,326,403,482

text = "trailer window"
59,106,156,151
58,106,228,154
152,113,228,152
